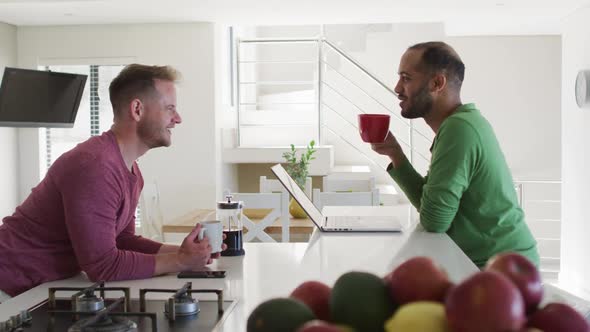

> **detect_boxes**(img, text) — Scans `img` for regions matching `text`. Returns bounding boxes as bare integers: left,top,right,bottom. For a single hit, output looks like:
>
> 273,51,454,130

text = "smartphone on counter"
177,270,226,279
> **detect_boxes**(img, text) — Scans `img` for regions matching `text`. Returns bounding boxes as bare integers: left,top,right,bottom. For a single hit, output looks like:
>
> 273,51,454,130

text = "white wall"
216,25,240,199
17,23,219,221
342,23,446,90
448,36,561,181
0,22,18,220
560,6,590,298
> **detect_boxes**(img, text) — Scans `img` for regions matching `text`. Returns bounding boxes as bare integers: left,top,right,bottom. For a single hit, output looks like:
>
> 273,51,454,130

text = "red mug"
358,114,390,143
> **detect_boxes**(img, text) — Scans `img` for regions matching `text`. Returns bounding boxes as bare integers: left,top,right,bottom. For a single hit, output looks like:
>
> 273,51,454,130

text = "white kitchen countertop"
0,225,479,331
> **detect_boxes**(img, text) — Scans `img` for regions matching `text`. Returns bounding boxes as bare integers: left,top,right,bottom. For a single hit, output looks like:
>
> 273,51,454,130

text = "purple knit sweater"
0,131,162,296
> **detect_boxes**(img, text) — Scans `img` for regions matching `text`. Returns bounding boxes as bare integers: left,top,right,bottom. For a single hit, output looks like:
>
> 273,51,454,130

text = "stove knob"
1,319,13,330
11,314,21,326
22,310,32,323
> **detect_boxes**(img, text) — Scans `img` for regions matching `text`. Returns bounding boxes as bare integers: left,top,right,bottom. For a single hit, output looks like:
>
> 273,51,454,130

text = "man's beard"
401,83,433,119
138,119,170,149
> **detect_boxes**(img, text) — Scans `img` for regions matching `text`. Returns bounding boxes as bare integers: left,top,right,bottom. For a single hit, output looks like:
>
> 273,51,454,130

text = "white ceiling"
0,0,589,35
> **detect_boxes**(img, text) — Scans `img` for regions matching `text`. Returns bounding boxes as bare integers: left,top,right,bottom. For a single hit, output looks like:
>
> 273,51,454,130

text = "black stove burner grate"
50,297,156,332
68,316,137,332
1,281,237,332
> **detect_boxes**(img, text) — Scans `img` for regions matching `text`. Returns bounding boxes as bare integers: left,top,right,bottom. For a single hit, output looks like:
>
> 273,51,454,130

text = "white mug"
198,220,223,253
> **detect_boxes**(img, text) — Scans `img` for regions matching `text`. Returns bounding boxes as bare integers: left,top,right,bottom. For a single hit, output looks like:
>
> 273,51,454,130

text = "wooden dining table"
161,208,315,236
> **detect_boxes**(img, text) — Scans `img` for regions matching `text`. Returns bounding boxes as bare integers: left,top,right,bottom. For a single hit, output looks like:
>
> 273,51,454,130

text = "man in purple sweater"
0,64,219,299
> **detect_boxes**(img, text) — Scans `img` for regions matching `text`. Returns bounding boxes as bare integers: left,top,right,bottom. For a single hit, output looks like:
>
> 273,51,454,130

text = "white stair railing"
236,36,431,168
514,179,562,280
236,38,321,147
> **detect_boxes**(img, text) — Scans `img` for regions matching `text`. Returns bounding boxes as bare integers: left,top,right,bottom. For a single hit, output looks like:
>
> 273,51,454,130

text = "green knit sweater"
389,103,539,268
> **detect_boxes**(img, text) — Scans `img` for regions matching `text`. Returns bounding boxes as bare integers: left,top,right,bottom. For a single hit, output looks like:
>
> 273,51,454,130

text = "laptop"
271,164,403,232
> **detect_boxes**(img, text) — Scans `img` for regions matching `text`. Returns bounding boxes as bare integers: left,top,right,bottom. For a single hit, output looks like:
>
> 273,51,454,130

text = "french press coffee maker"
217,194,245,256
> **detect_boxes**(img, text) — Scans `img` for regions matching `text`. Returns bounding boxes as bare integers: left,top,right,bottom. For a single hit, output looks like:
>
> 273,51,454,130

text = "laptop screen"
271,164,325,227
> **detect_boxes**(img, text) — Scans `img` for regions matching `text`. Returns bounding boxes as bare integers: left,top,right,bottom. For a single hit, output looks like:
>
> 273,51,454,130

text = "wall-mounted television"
0,67,88,128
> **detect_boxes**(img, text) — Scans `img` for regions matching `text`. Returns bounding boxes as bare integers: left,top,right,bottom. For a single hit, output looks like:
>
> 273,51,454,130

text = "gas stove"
0,281,237,332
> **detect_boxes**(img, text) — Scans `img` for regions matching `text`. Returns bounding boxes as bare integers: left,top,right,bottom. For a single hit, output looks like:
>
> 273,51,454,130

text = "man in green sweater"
371,41,539,268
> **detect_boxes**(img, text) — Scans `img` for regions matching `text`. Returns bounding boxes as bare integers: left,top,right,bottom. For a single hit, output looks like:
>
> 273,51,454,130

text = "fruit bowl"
246,253,590,332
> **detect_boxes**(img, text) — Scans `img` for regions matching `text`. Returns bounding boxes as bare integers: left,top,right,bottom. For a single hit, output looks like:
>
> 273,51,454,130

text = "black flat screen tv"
0,67,88,128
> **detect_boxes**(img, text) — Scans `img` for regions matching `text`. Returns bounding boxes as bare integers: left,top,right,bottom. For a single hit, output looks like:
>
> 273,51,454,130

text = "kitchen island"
0,225,479,331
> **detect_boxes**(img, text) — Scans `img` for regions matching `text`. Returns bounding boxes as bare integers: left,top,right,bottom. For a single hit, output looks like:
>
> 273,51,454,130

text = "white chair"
312,188,380,210
313,175,380,210
259,176,312,242
138,181,164,242
322,175,376,193
260,175,312,198
231,191,290,242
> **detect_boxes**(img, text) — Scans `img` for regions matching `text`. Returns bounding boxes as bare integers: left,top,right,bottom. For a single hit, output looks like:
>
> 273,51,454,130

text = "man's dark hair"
408,41,465,90
109,64,180,118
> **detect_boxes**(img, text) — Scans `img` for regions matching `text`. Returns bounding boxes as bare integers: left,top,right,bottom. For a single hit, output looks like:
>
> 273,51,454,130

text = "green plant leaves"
282,140,317,190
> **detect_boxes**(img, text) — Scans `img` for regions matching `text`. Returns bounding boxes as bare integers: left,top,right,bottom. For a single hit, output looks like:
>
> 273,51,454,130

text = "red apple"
290,281,332,321
528,302,590,332
445,270,526,332
296,320,344,332
385,256,453,305
486,252,543,313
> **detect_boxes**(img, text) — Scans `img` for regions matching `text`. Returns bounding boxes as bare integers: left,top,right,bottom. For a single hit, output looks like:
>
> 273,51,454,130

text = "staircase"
514,180,562,282
234,36,432,194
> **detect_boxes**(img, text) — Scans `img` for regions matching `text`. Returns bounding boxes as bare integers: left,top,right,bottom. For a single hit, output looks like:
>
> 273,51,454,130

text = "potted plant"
282,140,316,218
